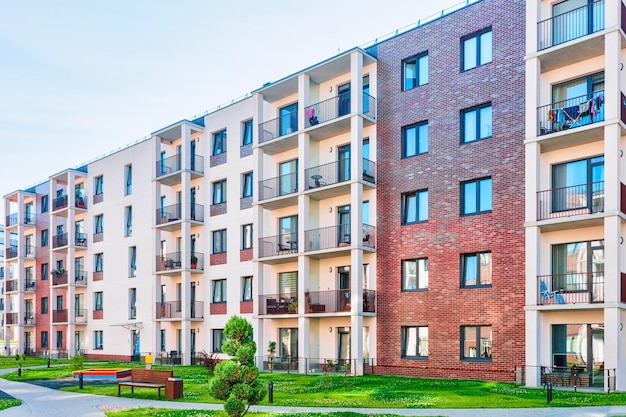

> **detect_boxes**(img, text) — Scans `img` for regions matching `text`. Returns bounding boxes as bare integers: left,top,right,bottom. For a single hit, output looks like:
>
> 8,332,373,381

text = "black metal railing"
24,215,35,225
156,154,181,177
53,194,68,211
5,313,18,325
537,181,604,220
305,160,350,190
75,233,88,247
53,233,68,248
258,233,298,258
304,290,352,313
258,172,298,201
538,273,604,305
304,225,351,252
538,91,604,136
258,110,298,144
362,158,376,184
259,293,298,315
75,270,87,285
24,279,35,292
538,0,604,50
156,204,182,225
304,92,376,129
52,271,68,286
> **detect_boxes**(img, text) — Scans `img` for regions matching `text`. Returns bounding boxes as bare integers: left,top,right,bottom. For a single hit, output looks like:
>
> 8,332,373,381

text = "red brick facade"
374,0,526,381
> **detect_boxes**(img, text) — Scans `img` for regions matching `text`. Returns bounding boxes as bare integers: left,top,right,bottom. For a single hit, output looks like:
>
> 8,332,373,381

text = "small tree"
267,341,276,372
209,316,266,417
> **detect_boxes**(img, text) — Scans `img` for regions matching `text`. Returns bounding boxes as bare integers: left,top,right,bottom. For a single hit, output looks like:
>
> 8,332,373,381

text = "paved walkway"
1,368,626,416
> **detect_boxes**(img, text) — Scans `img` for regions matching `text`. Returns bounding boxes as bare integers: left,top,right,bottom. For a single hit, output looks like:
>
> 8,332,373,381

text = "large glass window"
278,215,298,251
401,258,428,291
94,214,104,234
212,279,227,303
94,292,103,311
278,271,297,296
401,326,428,359
461,252,492,287
212,129,227,155
95,253,103,273
552,0,605,46
242,120,253,146
242,276,253,302
279,103,298,136
279,328,298,358
212,329,225,353
212,229,227,254
242,172,253,198
461,178,492,215
462,29,492,71
212,180,227,205
552,156,604,213
401,190,428,224
241,224,253,250
402,53,428,90
461,325,492,360
402,122,428,158
41,331,48,348
551,323,604,384
552,240,604,295
462,104,492,143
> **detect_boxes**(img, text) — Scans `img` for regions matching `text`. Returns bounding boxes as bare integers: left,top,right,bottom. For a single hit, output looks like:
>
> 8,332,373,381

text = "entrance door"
337,144,350,183
279,159,298,196
338,83,351,117
132,330,140,362
338,205,351,245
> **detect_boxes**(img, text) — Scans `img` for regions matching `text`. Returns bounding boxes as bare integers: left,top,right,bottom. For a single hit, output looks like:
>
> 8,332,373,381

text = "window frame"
41,195,49,213
401,326,429,359
461,177,492,215
402,121,429,158
41,263,48,281
461,28,493,71
212,329,225,353
401,258,429,291
41,297,49,315
94,175,104,195
461,252,493,288
124,164,132,196
41,229,48,247
242,172,253,198
401,189,428,225
125,206,132,237
94,214,104,234
212,129,227,156
461,103,492,144
94,253,104,273
402,52,429,91
212,229,227,254
242,276,253,301
94,292,103,311
94,330,103,350
461,325,492,361
212,179,227,205
242,119,253,146
212,279,227,304
241,224,253,250
129,288,137,319
129,246,137,277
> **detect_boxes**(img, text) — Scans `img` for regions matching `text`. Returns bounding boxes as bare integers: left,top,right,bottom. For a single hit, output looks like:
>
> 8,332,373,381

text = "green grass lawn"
4,363,626,410
104,410,414,417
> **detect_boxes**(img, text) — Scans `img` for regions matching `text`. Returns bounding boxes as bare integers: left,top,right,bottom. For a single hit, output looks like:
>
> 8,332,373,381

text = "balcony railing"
258,172,298,201
156,154,181,177
155,252,204,272
24,245,35,258
6,313,18,325
363,158,376,184
259,293,298,315
259,110,298,144
190,154,204,173
538,273,604,305
24,215,35,226
362,224,376,249
6,213,17,226
75,309,88,324
303,92,376,129
156,204,181,225
304,289,352,313
24,315,35,326
52,309,68,323
304,225,351,252
305,160,351,190
75,196,87,209
537,90,604,136
75,270,87,285
52,271,68,286
75,233,88,247
191,203,204,222
53,233,68,248
537,182,604,220
53,194,68,211
156,301,182,319
363,289,376,312
5,279,18,292
538,0,605,51
258,233,298,258
24,279,35,292
6,246,17,259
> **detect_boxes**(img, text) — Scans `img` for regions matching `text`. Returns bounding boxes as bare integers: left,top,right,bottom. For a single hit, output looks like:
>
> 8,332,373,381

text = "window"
94,292,103,311
279,103,298,136
461,252,492,287
160,329,166,352
129,288,137,319
94,175,103,195
129,246,137,277
125,206,132,236
552,156,604,213
212,129,226,155
278,271,297,296
94,331,103,350
242,120,253,146
461,325,492,360
401,258,428,291
241,224,253,250
401,190,428,224
242,172,253,198
41,195,49,213
213,229,227,254
94,253,103,272
402,53,428,90
41,297,48,315
242,276,253,301
25,235,33,255
401,326,428,359
41,229,48,247
25,203,34,223
56,331,63,349
279,328,298,358
462,29,492,71
402,122,428,158
212,329,225,353
41,263,48,281
552,240,604,292
94,214,104,234
462,104,492,143
212,180,226,205
124,164,132,195
461,177,492,215
41,331,48,348
212,279,227,303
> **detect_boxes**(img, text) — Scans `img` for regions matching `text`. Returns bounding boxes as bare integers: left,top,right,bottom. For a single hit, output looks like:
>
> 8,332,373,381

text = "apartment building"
525,0,626,391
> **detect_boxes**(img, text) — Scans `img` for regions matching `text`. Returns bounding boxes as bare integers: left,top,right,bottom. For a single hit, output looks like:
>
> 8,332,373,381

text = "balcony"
538,91,604,138
537,273,604,306
6,213,17,226
155,252,205,273
75,270,88,286
6,245,17,259
75,309,88,324
303,93,377,141
155,301,204,319
304,224,376,254
24,245,35,259
155,154,181,178
76,233,88,248
24,315,35,326
53,233,68,249
156,204,181,228
258,233,298,259
52,270,68,286
155,154,204,185
75,196,87,210
259,293,298,315
23,215,35,226
5,313,18,325
537,182,604,227
52,194,68,211
537,0,605,71
52,309,68,323
24,279,35,292
259,111,298,144
5,279,18,293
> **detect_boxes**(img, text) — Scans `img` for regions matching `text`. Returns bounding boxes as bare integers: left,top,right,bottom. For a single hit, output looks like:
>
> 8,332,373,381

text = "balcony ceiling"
152,120,204,143
539,35,605,73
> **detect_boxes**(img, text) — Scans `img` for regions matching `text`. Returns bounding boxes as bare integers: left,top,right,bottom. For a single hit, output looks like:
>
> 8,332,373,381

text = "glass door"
338,205,351,245
338,266,351,311
279,159,298,196
191,282,197,318
190,140,196,171
190,187,196,220
337,144,350,183
338,327,351,362
338,83,351,117
279,103,298,136
132,330,140,362
279,215,298,251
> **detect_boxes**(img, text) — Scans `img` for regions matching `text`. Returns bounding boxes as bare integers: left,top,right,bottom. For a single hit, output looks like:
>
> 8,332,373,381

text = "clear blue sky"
0,0,465,215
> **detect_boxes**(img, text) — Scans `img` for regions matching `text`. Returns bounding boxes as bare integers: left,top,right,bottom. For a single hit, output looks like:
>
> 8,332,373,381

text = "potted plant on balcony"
51,268,65,276
190,255,198,269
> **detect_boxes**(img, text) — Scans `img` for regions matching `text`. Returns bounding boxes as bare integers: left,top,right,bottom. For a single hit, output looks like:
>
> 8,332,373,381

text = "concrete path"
1,367,626,416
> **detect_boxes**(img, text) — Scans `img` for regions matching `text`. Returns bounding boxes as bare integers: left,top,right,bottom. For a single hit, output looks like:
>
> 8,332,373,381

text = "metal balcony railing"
24,315,35,326
305,160,350,190
5,279,18,292
6,246,17,259
156,204,181,225
52,309,68,323
538,0,604,50
155,252,204,272
258,110,298,144
191,203,204,222
258,172,298,201
156,154,181,177
53,194,68,211
76,233,88,247
156,301,182,319
258,233,298,258
259,293,298,315
53,233,68,248
24,279,35,292
537,90,604,136
6,213,17,226
24,215,35,226
190,154,204,173
304,289,352,313
537,181,604,220
5,313,18,325
24,245,35,258
363,158,376,184
304,225,351,252
75,197,87,209
538,273,604,305
52,271,68,286
75,270,88,285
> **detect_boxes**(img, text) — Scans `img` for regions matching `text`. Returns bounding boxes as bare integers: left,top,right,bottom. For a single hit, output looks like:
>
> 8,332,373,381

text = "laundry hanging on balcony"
547,93,604,126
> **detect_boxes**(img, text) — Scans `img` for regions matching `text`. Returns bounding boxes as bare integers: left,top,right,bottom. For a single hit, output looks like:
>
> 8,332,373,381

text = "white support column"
351,247,364,376
298,255,310,374
180,124,192,365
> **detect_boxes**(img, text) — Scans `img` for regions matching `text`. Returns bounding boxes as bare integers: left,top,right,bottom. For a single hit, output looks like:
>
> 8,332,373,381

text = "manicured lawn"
0,356,63,369
0,399,21,411
105,410,414,417
5,364,626,409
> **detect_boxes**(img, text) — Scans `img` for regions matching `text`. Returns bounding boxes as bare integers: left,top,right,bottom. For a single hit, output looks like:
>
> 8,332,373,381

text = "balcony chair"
540,281,565,304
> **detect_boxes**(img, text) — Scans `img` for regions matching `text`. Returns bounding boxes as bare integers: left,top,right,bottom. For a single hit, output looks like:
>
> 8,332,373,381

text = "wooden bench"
117,369,173,399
